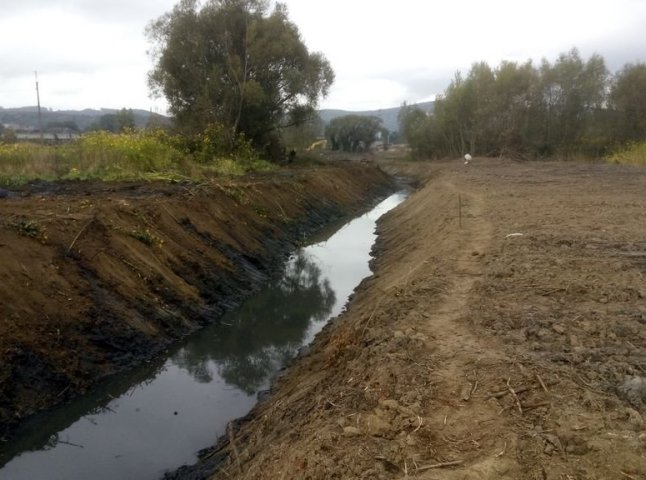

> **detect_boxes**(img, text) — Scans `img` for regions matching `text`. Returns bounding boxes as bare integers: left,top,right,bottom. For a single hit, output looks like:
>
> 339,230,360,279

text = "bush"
605,142,646,166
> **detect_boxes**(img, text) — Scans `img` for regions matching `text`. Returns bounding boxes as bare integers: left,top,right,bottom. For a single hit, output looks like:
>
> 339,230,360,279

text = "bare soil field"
0,164,394,439
197,158,646,480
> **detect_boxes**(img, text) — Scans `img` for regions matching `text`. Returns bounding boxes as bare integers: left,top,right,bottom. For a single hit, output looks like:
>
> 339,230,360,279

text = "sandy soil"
204,158,646,480
0,164,393,440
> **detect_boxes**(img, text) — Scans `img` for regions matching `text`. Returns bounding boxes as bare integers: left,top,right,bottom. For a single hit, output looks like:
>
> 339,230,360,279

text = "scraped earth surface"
0,164,394,441
204,159,646,480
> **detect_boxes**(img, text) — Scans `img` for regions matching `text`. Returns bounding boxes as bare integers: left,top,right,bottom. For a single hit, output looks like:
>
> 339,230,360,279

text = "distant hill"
0,107,168,132
319,101,435,133
1,101,435,134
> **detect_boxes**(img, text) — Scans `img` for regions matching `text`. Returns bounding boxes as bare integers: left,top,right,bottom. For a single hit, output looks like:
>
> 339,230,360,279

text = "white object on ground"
464,153,472,164
505,233,524,238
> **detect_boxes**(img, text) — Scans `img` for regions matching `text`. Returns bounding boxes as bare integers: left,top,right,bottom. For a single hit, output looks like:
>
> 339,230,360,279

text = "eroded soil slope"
203,159,646,480
0,164,394,439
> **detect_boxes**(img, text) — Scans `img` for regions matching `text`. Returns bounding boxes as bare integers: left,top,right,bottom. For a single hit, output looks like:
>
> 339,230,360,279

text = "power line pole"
35,71,44,144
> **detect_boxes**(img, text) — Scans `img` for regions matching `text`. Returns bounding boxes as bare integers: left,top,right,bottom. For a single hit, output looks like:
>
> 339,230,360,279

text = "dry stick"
57,439,84,449
66,218,94,256
619,471,638,480
536,374,549,393
488,380,557,399
495,441,507,458
361,297,383,337
227,421,243,474
416,460,463,472
471,369,479,397
507,378,523,415
522,402,551,410
458,194,462,229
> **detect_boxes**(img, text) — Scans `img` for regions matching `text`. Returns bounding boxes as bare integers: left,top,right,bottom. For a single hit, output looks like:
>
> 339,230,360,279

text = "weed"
10,219,48,243
606,142,646,166
129,228,163,247
0,129,276,186
253,205,269,218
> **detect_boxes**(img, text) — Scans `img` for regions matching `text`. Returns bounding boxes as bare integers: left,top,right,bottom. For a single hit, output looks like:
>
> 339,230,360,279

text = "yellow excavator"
306,139,327,151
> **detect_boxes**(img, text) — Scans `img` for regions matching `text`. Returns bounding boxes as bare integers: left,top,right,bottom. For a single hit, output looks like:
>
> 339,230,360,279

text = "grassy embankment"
0,130,275,186
606,141,646,166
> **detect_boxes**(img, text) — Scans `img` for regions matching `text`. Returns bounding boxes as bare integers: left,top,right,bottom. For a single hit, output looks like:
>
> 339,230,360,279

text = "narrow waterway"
0,192,407,480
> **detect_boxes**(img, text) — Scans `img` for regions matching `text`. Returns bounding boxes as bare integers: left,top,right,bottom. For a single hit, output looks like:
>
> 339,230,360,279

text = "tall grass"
605,142,646,166
0,130,275,185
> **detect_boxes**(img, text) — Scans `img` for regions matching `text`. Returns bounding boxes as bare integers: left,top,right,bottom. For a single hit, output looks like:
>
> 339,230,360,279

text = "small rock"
552,324,566,334
626,408,645,430
405,434,418,446
620,376,646,405
537,328,551,339
343,426,362,437
363,414,392,437
569,334,581,347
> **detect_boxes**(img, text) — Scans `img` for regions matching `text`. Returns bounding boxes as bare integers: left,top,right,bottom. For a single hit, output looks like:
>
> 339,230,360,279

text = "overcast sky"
1,0,644,112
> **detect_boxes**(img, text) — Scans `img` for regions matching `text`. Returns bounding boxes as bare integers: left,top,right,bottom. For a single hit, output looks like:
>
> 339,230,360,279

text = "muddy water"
0,192,406,480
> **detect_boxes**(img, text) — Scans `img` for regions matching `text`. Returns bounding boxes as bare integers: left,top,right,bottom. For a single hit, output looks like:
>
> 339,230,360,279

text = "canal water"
0,192,407,480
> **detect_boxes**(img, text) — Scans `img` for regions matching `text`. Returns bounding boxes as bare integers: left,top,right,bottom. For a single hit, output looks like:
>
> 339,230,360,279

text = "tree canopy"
147,0,334,157
400,50,646,159
325,115,383,152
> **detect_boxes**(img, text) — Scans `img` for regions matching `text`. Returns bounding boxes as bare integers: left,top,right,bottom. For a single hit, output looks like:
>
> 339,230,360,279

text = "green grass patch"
9,218,48,243
606,142,646,166
129,228,164,247
0,130,276,186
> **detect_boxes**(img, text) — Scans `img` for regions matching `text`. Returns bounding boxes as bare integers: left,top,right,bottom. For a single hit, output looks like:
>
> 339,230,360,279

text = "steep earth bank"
0,164,394,439
187,158,646,480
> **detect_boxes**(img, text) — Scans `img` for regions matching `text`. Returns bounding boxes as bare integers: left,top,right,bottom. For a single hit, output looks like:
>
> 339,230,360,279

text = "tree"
1,128,18,144
325,115,382,152
609,63,646,143
398,104,435,158
147,0,334,157
116,108,136,132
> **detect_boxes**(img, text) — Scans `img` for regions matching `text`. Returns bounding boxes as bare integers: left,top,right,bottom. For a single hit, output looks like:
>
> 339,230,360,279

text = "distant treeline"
399,49,646,159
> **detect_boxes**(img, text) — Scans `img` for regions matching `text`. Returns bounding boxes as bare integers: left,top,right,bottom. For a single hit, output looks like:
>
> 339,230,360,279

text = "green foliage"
609,63,646,144
129,228,164,247
1,128,18,144
606,142,646,166
147,0,334,159
9,219,48,242
88,108,136,133
325,115,383,152
282,114,324,150
0,128,275,185
399,49,646,160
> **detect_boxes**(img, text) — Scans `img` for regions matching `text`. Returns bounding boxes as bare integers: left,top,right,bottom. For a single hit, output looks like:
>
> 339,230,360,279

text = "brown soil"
0,164,394,439
199,158,646,480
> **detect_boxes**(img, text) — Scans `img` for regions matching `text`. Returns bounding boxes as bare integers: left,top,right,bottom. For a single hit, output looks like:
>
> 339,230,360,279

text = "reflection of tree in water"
172,251,336,394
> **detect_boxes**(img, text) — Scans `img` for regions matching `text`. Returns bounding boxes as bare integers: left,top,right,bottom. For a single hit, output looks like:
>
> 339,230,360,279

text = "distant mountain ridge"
319,101,435,132
1,101,435,133
0,107,164,131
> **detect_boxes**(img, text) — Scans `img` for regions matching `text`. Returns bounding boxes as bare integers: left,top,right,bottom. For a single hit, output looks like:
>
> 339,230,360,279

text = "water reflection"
173,251,335,393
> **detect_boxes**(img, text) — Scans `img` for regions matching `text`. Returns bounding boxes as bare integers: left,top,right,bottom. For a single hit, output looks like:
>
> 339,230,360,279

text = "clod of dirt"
619,376,646,406
625,407,645,430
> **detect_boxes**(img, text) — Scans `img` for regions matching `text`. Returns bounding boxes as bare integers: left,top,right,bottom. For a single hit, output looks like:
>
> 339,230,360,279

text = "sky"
1,0,645,113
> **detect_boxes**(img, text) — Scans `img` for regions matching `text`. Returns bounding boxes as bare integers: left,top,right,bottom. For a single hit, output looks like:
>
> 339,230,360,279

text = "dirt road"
203,158,646,480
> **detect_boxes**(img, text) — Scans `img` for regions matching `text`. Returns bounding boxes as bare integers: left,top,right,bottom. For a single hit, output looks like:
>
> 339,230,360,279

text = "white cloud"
1,0,644,112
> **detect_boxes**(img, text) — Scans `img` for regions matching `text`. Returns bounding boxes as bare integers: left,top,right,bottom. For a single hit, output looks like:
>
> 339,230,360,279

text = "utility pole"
35,71,44,144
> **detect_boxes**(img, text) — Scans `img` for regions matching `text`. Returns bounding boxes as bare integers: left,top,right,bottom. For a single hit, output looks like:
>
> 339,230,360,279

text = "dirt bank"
0,164,394,440
189,158,646,480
